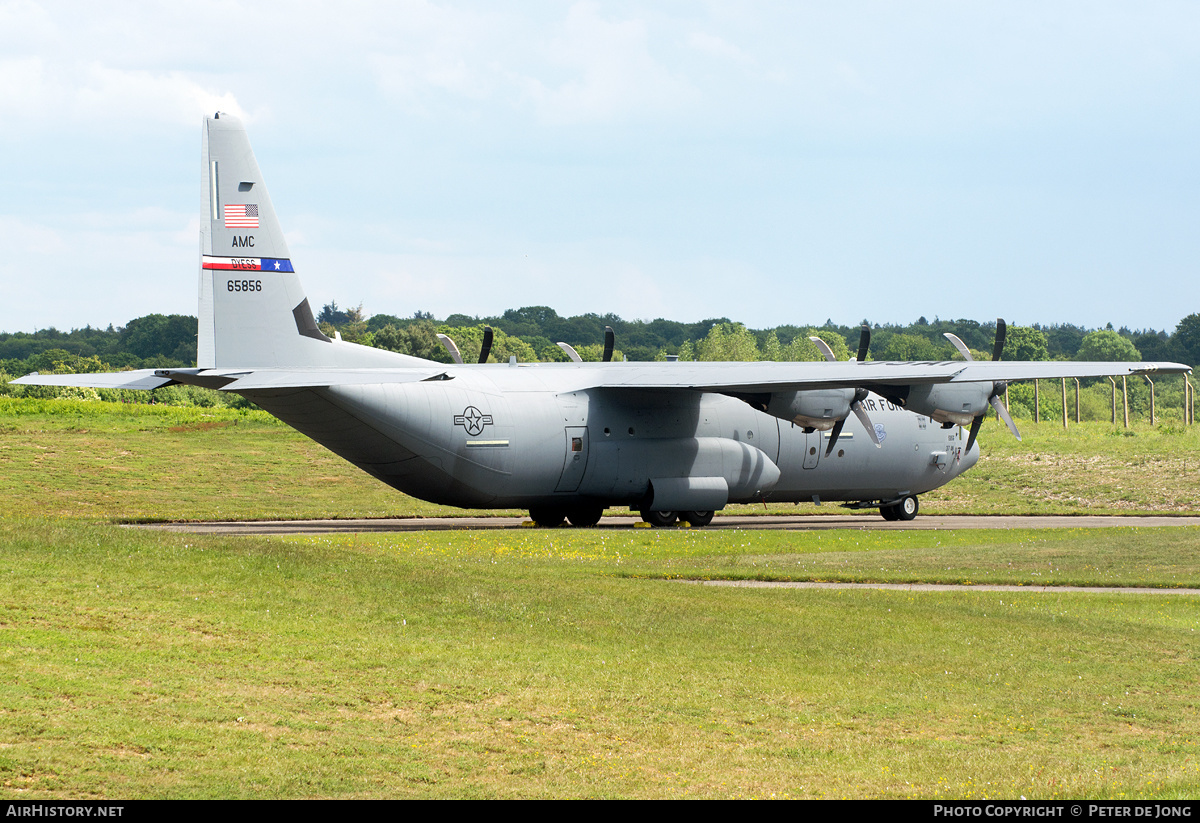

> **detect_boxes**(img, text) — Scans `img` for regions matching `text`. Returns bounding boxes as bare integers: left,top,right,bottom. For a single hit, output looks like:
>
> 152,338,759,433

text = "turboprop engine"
764,388,854,431
896,383,992,426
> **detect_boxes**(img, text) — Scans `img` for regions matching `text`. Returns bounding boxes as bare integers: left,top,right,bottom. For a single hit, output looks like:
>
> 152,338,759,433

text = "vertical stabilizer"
197,113,414,370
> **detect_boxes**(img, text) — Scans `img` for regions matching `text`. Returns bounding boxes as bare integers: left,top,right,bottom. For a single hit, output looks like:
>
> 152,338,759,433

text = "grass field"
2,397,1199,798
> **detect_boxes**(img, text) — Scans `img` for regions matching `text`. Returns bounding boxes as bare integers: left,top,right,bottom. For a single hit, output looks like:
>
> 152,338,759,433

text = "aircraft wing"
586,359,1191,394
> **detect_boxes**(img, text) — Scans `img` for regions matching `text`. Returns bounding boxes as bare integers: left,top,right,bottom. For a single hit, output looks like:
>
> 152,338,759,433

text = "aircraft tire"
529,506,567,527
640,510,679,528
895,495,919,521
566,504,605,528
681,511,714,527
879,504,899,521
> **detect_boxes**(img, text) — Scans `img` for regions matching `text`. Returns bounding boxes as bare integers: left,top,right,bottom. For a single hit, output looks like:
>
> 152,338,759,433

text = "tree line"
3,305,1197,421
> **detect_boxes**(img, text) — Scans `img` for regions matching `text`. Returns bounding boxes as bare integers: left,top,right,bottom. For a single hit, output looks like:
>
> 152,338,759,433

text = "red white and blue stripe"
202,256,294,272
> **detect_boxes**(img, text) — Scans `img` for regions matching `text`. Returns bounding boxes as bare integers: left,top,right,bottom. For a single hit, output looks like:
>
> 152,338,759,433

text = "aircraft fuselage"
241,363,977,511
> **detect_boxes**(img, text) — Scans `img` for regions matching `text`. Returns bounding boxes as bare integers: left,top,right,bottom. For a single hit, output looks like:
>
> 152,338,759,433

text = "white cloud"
519,2,699,124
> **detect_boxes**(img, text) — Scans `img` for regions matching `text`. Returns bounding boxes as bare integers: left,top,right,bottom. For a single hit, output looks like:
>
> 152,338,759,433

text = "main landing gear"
527,507,717,528
879,495,919,521
528,503,605,528
639,510,715,528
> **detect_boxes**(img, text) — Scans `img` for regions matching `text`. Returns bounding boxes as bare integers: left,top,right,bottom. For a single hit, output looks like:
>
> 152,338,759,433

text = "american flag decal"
225,204,259,228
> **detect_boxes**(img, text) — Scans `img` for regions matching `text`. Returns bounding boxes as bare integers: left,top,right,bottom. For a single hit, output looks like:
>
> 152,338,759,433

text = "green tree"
1075,329,1141,362
372,320,452,362
120,314,197,363
1004,326,1049,361
695,323,759,361
877,333,941,361
1174,313,1200,366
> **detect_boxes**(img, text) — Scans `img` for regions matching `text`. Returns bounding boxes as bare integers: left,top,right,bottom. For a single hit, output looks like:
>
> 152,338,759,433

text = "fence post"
1074,378,1080,424
1034,379,1040,423
1122,376,1129,428
1108,377,1116,424
1144,375,1155,425
1061,378,1068,429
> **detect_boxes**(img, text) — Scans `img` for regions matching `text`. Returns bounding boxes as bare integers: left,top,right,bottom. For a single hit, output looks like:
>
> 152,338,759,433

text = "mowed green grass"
2,519,1199,799
3,397,1200,798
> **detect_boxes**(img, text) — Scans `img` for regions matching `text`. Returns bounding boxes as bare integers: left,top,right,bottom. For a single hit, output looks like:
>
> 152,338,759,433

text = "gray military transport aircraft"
15,114,1193,527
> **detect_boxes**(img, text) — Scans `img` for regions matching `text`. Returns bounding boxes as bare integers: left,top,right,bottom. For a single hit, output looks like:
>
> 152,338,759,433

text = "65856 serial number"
227,280,262,292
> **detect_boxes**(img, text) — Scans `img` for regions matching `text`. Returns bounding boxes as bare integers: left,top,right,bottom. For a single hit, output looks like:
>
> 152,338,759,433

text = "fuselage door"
555,426,590,492
802,431,821,469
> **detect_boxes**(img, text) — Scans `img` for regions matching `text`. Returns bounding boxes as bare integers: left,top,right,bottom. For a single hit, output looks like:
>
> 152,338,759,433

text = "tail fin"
198,113,409,369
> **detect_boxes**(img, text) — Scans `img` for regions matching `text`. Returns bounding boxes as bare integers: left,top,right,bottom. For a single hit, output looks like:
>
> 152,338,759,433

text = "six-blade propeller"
811,324,881,456
944,318,1022,454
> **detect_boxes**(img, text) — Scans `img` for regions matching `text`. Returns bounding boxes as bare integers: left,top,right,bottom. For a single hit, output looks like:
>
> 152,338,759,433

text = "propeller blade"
435,333,463,365
824,417,846,456
990,393,1022,441
478,326,494,364
556,342,583,363
602,326,615,362
808,336,837,363
993,318,1007,362
943,332,974,361
853,401,882,447
965,414,984,454
856,324,871,362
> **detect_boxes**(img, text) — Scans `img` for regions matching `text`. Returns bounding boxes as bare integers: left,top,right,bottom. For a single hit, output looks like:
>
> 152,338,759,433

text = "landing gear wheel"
567,504,605,528
896,495,919,521
681,511,714,527
640,510,678,528
529,506,566,527
879,505,899,521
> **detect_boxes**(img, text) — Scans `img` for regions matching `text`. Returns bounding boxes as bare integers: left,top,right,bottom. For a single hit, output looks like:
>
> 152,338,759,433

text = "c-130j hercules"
16,114,1192,527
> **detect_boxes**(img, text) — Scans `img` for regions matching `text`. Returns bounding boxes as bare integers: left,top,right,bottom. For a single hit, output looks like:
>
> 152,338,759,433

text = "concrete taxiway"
135,514,1200,536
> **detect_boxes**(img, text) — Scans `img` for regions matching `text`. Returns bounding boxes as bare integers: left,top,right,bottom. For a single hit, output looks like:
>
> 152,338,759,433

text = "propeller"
811,324,881,455
946,319,1022,454
436,333,464,365
556,341,583,362
602,326,615,362
478,326,494,364
856,323,871,364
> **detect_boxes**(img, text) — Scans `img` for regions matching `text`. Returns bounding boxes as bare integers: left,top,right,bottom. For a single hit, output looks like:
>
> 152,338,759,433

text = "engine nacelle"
764,388,854,431
902,383,992,426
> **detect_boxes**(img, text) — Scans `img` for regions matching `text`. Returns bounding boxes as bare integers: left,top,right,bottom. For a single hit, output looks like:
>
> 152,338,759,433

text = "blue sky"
2,1,1198,335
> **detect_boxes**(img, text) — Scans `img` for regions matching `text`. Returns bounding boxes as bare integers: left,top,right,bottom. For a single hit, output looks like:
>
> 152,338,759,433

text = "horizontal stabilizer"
11,369,175,391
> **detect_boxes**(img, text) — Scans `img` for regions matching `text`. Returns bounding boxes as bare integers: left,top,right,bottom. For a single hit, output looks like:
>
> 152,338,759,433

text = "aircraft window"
809,447,816,456
628,427,635,435
571,437,583,452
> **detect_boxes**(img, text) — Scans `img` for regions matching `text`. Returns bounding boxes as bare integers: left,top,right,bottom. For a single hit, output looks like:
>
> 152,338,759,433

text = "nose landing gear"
879,495,919,521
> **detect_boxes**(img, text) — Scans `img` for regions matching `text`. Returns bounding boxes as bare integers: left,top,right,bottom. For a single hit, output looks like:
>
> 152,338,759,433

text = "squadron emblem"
454,406,493,436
